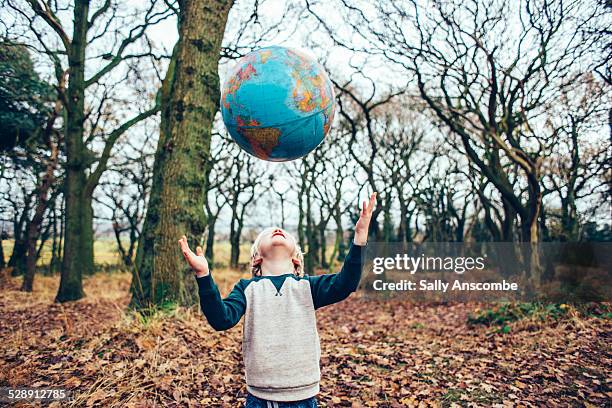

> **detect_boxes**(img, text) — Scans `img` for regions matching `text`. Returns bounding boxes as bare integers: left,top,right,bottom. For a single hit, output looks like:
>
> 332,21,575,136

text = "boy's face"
257,227,297,260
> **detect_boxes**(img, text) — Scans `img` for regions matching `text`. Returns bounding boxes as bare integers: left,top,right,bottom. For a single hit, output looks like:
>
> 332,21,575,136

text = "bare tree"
96,137,154,267
222,151,266,269
3,0,170,301
541,73,611,240
333,74,404,242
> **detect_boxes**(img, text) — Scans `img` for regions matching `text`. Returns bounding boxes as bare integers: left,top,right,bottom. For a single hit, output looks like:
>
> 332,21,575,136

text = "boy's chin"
264,243,294,256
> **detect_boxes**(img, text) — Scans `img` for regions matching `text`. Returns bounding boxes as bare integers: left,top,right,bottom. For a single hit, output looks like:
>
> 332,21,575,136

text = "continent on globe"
220,46,336,162
240,127,281,161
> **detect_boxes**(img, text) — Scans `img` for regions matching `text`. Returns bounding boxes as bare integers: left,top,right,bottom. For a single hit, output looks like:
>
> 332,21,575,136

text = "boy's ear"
292,257,301,268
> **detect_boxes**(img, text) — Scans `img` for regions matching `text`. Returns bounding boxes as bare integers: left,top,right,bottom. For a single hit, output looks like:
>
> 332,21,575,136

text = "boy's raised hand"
354,192,377,246
178,235,209,277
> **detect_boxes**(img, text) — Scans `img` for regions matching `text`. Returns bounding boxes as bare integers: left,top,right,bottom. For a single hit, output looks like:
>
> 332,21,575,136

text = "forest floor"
0,271,610,408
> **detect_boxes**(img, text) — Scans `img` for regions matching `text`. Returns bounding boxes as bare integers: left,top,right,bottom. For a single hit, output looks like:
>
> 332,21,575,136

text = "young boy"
178,193,376,407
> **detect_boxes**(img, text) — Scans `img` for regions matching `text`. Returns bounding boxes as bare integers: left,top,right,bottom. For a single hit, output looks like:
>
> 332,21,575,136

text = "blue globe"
220,46,335,161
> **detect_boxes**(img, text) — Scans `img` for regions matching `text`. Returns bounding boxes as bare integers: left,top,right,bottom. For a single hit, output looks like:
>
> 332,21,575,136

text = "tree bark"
49,204,60,274
56,0,89,302
0,230,4,270
132,0,233,309
205,213,217,264
229,190,240,269
22,135,60,291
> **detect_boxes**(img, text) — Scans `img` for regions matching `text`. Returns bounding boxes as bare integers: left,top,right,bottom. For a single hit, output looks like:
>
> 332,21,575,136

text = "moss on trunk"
132,0,233,309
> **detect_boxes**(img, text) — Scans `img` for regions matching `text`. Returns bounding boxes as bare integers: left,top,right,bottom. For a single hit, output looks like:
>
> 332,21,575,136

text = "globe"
220,46,335,161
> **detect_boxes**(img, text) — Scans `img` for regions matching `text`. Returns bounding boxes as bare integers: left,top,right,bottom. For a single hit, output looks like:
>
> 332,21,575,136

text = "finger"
180,237,196,257
196,246,204,256
368,192,377,212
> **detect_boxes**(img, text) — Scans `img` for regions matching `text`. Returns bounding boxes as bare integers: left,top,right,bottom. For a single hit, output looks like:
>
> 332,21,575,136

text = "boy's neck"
260,257,295,276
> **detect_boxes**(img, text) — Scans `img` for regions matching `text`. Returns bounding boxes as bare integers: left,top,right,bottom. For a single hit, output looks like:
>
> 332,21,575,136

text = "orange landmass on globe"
259,49,272,63
237,117,261,127
290,67,331,113
241,127,281,160
323,102,335,134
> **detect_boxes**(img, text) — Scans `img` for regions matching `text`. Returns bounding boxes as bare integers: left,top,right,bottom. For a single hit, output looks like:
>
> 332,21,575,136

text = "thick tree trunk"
523,178,543,286
82,197,95,274
54,197,64,273
56,0,89,302
132,0,233,309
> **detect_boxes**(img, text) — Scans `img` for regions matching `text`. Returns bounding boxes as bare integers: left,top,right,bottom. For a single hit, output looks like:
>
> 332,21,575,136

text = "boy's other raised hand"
354,192,377,246
178,235,209,277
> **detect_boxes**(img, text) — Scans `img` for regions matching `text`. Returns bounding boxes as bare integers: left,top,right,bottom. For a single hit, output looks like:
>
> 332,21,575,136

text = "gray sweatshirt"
196,243,364,401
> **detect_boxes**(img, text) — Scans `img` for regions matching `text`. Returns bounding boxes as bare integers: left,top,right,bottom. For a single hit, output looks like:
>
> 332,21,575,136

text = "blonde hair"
250,227,304,277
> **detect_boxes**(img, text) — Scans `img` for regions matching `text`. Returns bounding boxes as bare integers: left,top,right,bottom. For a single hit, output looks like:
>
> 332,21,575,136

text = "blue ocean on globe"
220,46,335,162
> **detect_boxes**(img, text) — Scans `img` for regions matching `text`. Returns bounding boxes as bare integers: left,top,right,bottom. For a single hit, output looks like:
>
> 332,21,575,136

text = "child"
178,193,376,407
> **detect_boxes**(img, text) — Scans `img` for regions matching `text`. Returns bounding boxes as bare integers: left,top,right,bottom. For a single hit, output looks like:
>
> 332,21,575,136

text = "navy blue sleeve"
307,243,364,309
196,273,247,331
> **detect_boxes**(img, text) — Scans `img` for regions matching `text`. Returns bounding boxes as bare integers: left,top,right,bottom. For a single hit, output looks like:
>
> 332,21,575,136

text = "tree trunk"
131,0,233,309
279,195,286,229
0,229,4,270
82,197,95,275
297,172,306,251
22,135,60,291
229,193,239,268
56,197,64,272
327,206,343,272
304,181,317,274
382,197,393,243
232,219,243,268
230,219,240,269
319,216,328,268
397,194,407,245
205,214,217,264
8,238,27,275
49,206,59,274
126,222,137,266
8,193,32,276
55,0,89,302
525,177,543,286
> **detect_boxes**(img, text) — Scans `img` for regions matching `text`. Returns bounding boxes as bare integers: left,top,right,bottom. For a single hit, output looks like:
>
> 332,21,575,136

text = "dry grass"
0,269,610,407
1,239,255,270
